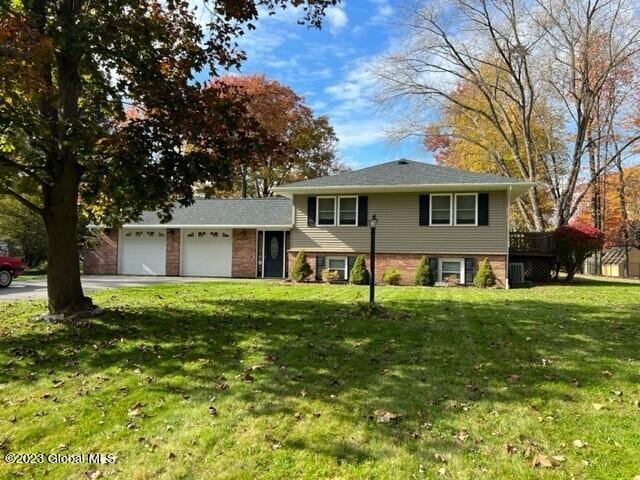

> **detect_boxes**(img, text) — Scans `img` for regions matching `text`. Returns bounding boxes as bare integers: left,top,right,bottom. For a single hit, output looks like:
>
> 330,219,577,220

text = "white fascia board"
274,182,535,201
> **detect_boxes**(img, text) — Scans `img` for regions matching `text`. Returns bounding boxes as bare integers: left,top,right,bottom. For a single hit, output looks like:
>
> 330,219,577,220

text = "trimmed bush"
473,258,496,288
382,267,402,285
349,256,370,285
321,269,341,283
414,256,434,286
290,250,312,282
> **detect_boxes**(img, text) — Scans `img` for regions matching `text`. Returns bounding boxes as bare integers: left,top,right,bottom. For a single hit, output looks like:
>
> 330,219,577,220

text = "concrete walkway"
0,275,254,302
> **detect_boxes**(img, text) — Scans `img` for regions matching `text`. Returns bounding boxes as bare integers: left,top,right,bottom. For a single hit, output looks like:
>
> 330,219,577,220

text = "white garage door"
119,230,166,275
181,229,233,277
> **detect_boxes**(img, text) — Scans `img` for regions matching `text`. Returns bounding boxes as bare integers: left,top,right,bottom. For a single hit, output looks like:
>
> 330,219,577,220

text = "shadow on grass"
1,290,639,463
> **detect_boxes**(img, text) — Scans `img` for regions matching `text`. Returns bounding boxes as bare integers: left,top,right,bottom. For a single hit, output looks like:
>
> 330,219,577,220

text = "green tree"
473,258,496,288
0,198,47,267
414,256,433,286
0,0,337,315
290,251,312,282
348,256,369,285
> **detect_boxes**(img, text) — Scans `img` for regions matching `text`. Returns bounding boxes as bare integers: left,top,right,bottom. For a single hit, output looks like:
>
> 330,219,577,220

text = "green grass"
0,280,639,479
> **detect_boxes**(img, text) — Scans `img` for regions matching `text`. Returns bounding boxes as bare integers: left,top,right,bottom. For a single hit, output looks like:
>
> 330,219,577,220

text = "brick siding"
232,229,257,278
287,251,507,287
165,229,181,276
83,230,118,275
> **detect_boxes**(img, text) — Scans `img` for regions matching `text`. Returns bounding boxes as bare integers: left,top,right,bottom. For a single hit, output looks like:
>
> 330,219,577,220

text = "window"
327,257,347,280
317,197,336,226
338,196,358,226
430,194,452,225
440,259,465,285
455,194,477,225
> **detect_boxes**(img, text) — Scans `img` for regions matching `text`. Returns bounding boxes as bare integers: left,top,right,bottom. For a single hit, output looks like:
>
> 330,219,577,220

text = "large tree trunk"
42,163,92,314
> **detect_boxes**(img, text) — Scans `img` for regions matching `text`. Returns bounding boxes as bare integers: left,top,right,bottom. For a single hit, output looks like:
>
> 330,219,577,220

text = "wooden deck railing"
509,232,556,254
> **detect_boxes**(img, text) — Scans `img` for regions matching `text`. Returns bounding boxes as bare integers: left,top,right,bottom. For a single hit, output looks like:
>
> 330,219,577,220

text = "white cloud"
332,119,386,148
368,0,393,25
325,5,348,34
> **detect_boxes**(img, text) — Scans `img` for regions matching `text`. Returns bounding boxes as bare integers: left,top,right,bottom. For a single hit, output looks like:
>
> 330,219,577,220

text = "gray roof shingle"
128,198,292,227
276,159,529,189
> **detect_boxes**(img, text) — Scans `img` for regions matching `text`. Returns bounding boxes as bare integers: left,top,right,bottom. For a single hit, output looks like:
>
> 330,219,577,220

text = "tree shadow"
1,289,639,467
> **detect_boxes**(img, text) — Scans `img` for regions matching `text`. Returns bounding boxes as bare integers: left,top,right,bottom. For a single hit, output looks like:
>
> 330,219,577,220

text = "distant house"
601,247,640,278
85,159,540,287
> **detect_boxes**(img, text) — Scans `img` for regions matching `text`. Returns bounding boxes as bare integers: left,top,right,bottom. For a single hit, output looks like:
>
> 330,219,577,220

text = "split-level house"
85,159,537,287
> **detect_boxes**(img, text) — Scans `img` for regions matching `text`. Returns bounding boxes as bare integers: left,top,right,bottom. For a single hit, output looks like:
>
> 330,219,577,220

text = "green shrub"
473,258,496,288
321,269,341,283
382,267,402,285
349,256,370,285
290,250,312,282
414,256,434,286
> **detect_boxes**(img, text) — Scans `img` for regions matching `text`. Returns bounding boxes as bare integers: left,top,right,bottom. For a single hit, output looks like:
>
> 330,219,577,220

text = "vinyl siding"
291,191,508,254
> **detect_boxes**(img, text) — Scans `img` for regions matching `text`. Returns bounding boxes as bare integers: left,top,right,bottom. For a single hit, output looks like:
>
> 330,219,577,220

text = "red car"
0,256,24,288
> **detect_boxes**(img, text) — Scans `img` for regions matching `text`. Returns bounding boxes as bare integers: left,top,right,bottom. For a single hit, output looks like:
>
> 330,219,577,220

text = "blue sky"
204,1,435,169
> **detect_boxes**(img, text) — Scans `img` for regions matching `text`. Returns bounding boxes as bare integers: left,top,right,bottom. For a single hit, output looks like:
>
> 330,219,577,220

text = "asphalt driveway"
0,275,246,302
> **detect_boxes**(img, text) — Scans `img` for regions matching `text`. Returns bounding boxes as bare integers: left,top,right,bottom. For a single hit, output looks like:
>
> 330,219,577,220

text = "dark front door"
263,231,284,278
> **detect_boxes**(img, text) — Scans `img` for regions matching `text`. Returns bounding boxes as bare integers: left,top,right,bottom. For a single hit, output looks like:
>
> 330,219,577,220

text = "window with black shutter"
315,255,325,280
419,194,429,226
478,193,489,225
358,196,368,226
464,258,475,284
307,197,317,227
428,257,438,281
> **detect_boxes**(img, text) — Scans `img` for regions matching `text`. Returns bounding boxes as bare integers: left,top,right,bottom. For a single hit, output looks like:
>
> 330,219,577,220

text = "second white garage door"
181,229,233,277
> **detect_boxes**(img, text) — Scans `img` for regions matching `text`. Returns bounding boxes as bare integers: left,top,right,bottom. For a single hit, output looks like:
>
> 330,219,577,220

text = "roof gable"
275,159,531,191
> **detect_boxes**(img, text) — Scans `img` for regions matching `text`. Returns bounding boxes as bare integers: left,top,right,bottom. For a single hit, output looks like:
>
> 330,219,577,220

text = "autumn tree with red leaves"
554,224,605,281
0,0,338,315
200,74,342,198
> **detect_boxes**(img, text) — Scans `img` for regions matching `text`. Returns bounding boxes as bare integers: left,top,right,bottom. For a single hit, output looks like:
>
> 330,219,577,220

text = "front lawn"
1,280,639,479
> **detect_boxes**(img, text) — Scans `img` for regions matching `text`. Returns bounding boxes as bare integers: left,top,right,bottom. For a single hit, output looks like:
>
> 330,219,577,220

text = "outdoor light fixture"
369,215,377,305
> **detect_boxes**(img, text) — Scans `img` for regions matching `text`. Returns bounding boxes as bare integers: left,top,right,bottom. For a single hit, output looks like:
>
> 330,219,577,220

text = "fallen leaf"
85,471,102,480
532,454,554,468
573,439,587,449
208,406,217,416
373,409,403,424
610,390,623,397
505,443,517,455
435,453,447,463
592,403,606,411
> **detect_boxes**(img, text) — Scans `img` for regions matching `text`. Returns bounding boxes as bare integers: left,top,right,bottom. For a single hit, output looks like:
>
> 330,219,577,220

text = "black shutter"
307,197,317,227
315,255,325,280
419,194,430,226
429,257,438,282
465,258,475,285
478,193,489,225
347,256,356,280
358,196,368,226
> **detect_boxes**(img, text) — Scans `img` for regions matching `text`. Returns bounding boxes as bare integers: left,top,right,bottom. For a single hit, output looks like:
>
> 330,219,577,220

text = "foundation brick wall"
165,229,181,276
232,229,257,278
83,230,118,275
287,251,507,287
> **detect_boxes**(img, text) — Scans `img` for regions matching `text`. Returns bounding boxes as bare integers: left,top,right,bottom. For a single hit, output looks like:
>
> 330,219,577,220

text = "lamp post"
369,215,378,305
